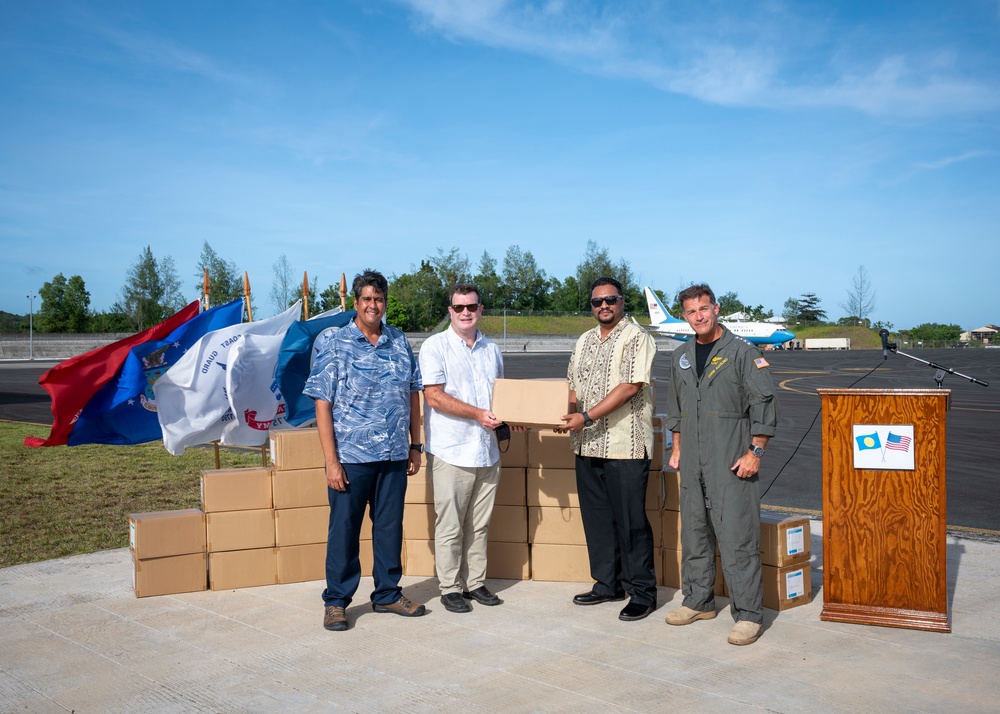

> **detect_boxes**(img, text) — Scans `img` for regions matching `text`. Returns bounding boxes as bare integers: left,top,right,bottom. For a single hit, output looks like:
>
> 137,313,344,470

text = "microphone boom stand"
884,341,990,389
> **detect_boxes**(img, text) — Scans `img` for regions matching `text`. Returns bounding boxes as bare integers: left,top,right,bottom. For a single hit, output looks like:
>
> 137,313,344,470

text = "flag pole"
243,272,253,322
202,269,210,311
302,272,310,320
339,273,347,311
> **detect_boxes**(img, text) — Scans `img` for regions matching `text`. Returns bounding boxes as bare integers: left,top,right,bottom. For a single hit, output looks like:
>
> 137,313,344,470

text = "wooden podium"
818,389,951,632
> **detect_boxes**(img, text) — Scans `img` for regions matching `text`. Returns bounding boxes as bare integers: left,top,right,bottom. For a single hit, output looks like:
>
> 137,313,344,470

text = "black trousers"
575,455,657,607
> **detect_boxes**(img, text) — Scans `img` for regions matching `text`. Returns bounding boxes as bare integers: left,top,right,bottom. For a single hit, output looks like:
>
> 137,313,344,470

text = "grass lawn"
0,421,262,568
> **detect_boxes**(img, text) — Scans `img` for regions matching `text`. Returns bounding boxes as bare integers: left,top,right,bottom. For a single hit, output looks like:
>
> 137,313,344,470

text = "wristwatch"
582,411,594,428
409,443,424,453
748,445,765,458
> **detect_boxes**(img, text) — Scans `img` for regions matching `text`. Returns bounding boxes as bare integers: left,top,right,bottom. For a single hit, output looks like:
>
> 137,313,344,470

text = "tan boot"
727,620,763,645
665,605,717,626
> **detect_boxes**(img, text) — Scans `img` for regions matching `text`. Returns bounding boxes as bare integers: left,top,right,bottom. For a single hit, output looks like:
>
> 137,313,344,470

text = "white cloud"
390,0,1000,117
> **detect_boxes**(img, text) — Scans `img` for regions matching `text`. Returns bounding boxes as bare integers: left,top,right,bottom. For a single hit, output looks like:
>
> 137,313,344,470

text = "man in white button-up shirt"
419,283,507,613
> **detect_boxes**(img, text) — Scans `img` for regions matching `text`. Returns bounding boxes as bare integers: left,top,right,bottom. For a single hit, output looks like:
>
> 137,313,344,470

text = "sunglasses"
590,295,623,308
450,303,480,313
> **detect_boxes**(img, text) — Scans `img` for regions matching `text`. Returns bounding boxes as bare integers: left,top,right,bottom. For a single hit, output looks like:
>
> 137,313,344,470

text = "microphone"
879,329,890,360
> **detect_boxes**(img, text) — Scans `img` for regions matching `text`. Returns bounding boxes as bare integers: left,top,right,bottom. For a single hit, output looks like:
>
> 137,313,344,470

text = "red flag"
24,301,201,448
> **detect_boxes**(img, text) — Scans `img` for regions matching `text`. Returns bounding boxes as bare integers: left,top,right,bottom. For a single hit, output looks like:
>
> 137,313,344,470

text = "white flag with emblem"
154,302,301,455
223,332,289,446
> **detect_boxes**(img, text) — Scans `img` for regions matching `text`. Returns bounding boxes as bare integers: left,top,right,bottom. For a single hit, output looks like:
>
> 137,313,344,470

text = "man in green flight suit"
663,283,779,646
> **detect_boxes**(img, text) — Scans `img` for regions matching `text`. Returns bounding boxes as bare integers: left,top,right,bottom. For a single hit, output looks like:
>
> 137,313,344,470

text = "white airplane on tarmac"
641,286,795,347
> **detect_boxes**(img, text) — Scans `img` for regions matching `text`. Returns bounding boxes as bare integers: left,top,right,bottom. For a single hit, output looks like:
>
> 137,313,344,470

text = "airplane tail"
644,287,683,324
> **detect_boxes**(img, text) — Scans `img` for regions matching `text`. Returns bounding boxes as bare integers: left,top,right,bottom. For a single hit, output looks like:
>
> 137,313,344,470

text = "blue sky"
2,0,998,329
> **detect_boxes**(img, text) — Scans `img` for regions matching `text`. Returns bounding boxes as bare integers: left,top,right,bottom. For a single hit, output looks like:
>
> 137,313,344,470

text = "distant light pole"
26,293,36,360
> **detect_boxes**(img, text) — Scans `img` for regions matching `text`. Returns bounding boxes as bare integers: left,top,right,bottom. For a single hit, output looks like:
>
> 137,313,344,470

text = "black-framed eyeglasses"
590,295,623,308
450,303,480,313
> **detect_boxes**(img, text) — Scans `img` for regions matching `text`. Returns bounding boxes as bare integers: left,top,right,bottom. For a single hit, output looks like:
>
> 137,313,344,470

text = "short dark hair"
677,283,716,306
352,269,388,300
450,282,481,305
590,276,622,295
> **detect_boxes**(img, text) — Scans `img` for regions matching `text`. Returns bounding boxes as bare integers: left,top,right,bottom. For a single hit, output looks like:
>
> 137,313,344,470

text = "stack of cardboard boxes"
130,509,207,598
759,512,812,610
203,467,277,590
269,428,375,581
520,429,666,583
130,423,811,612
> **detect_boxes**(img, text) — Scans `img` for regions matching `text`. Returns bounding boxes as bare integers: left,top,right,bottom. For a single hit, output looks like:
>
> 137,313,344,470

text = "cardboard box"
274,506,329,547
359,509,373,541
488,505,529,543
360,539,373,576
530,543,592,582
499,429,529,468
527,467,662,511
662,510,682,551
646,470,664,511
201,468,273,513
206,509,275,552
132,551,207,598
208,548,278,590
272,467,328,509
401,539,436,577
763,563,811,611
663,469,680,511
527,430,575,469
663,548,681,589
270,428,325,471
486,542,530,580
760,513,811,567
402,503,436,540
527,468,578,507
276,543,326,584
492,379,570,428
528,506,657,546
528,506,586,545
129,509,205,560
404,467,433,504
495,467,527,506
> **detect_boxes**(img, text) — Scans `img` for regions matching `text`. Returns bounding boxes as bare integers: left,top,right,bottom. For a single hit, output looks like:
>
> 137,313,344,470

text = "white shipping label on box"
786,525,805,556
129,521,136,550
785,568,806,599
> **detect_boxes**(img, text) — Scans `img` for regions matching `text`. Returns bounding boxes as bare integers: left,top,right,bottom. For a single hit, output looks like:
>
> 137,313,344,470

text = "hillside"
477,314,884,349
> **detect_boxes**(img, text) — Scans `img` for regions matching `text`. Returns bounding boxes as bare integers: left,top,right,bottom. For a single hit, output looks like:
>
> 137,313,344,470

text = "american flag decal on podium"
885,432,912,452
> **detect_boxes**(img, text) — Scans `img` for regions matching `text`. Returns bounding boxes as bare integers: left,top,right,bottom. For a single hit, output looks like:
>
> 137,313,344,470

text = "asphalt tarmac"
3,348,998,532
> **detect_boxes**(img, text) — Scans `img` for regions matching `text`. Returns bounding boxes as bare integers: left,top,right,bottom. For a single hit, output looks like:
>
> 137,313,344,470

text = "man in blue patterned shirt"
304,269,426,632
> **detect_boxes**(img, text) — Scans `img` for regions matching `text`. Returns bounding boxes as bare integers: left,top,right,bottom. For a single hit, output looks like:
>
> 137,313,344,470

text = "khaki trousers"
428,453,500,595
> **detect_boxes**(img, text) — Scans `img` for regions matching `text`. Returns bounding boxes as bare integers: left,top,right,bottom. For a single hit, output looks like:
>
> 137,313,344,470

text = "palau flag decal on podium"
852,425,916,471
855,432,881,451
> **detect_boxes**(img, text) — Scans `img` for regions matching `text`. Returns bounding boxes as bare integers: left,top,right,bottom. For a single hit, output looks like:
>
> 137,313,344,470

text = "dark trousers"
322,460,407,608
575,455,657,607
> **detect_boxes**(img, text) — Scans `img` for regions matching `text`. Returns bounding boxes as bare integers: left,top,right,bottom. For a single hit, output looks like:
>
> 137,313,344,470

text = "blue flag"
67,299,245,446
855,432,881,451
275,310,356,427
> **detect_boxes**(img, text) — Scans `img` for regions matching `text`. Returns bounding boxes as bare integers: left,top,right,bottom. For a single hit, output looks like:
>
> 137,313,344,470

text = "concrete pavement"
2,520,999,713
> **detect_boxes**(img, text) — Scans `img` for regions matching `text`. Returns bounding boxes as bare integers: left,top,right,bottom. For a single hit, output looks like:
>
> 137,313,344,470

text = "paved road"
505,348,1000,533
3,349,998,531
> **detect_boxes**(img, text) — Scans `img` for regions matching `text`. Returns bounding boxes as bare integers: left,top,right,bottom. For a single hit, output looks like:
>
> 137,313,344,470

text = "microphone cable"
759,358,887,501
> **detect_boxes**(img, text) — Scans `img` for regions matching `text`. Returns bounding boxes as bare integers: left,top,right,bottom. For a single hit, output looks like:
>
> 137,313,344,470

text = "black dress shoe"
573,590,628,606
462,586,502,606
619,600,655,621
441,593,472,613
